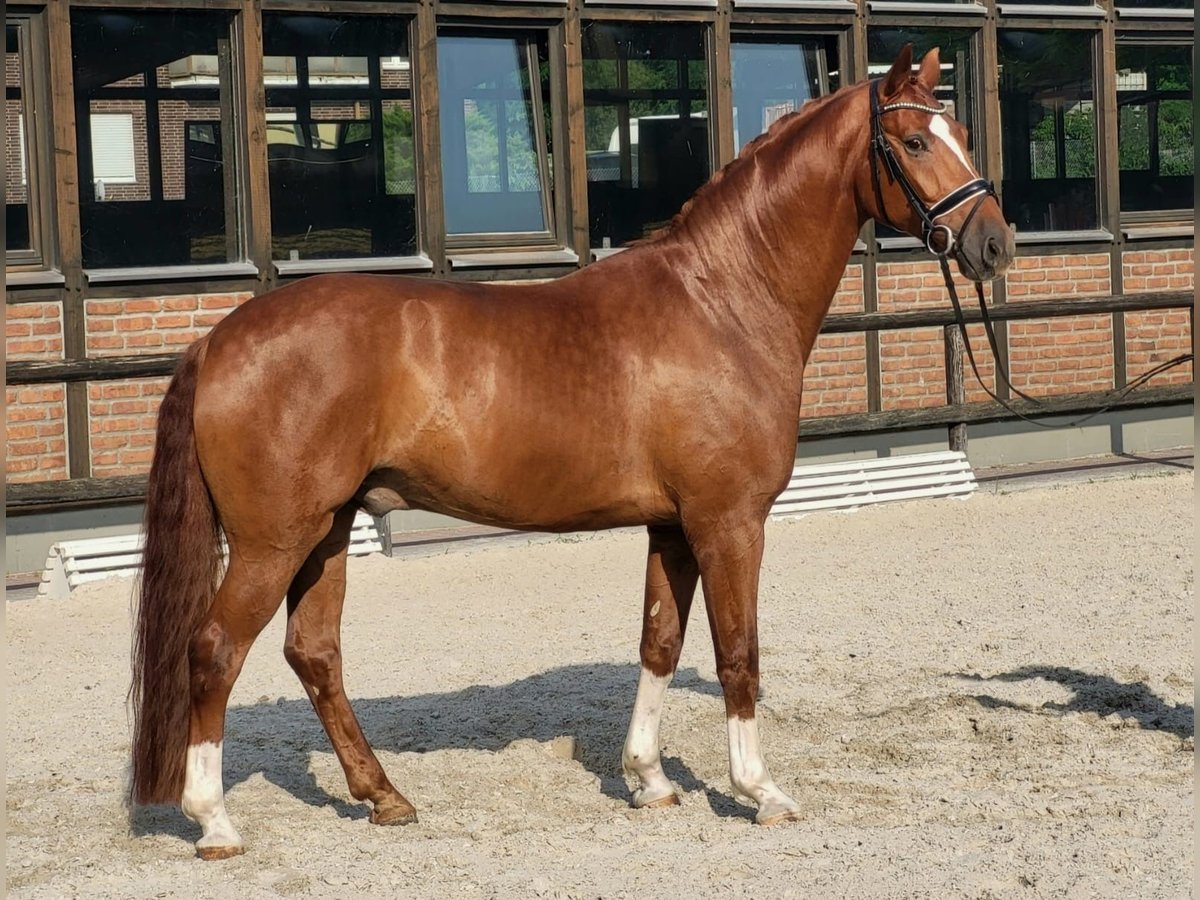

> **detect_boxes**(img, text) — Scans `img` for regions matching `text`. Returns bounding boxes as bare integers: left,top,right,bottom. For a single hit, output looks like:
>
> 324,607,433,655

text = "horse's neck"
649,91,868,370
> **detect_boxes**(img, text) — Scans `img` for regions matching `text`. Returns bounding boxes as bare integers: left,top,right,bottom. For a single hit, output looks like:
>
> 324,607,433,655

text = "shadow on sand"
955,665,1193,740
131,663,758,839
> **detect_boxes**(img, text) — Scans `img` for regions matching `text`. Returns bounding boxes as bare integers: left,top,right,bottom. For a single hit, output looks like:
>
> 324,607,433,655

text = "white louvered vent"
38,511,384,601
770,450,975,518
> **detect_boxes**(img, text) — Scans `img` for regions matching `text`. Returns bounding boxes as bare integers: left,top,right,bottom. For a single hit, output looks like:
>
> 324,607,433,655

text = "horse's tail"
129,337,223,806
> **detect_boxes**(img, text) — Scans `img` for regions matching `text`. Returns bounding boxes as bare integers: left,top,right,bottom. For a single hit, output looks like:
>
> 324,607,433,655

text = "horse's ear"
881,44,914,99
917,47,941,93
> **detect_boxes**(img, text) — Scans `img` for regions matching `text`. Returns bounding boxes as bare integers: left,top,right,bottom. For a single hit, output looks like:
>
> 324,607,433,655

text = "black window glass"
582,22,709,249
1116,0,1192,8
437,31,553,241
998,31,1098,232
71,9,239,269
6,23,33,255
1116,42,1193,214
868,29,979,239
731,34,838,154
263,15,416,261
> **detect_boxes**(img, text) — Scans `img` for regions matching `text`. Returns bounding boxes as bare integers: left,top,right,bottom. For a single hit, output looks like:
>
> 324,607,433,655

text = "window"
731,34,838,154
582,22,709,250
869,29,980,239
263,15,417,262
998,30,1098,233
1116,41,1192,216
71,9,239,269
7,16,50,267
437,31,554,246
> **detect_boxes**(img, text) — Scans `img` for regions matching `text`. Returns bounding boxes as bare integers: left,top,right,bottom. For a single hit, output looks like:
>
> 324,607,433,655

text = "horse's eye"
904,136,927,154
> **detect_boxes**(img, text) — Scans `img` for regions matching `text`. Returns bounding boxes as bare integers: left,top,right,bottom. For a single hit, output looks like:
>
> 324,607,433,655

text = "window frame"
1113,32,1194,226
994,22,1108,241
70,7,247,275
727,27,842,154
6,12,54,272
580,18,716,252
260,10,423,267
436,25,561,254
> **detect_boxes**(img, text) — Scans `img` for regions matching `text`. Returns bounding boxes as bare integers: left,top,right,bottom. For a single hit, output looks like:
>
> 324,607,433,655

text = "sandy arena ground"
6,471,1193,899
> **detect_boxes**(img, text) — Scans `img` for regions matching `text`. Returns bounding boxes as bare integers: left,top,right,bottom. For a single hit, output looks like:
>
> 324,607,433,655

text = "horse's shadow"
955,665,1193,739
132,663,753,839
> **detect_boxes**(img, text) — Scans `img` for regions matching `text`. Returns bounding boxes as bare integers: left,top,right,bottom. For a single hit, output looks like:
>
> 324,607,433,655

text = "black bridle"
869,79,994,258
869,79,1193,428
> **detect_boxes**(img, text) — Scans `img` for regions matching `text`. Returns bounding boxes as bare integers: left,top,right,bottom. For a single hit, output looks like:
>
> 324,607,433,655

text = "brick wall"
877,259,997,409
1123,247,1194,385
801,265,868,417
1005,253,1114,397
85,292,253,476
6,302,68,482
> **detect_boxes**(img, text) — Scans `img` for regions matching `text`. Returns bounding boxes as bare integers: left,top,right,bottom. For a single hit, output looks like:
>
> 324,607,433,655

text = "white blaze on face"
181,741,243,851
622,667,676,806
928,114,977,178
726,717,802,825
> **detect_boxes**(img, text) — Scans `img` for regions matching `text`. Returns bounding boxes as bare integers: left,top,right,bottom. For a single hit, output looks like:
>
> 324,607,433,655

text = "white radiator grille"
38,511,384,601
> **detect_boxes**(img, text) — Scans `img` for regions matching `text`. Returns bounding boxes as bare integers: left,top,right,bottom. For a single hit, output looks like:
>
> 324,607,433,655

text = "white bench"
38,511,385,601
769,450,975,518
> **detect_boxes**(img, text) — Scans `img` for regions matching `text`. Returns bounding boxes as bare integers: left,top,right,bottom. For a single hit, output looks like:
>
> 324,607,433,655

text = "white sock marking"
181,741,243,850
622,667,676,806
726,717,801,823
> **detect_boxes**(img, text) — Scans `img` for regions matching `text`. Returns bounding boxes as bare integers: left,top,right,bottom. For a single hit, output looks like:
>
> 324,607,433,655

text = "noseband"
869,79,994,257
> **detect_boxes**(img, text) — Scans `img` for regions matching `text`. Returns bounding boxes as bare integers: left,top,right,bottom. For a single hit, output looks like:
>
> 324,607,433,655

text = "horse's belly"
360,457,674,533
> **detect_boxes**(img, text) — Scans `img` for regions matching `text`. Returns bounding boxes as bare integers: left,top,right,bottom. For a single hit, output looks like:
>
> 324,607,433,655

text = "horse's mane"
631,84,853,247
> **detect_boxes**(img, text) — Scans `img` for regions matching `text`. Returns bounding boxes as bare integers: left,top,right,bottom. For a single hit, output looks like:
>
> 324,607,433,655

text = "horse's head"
865,45,1015,282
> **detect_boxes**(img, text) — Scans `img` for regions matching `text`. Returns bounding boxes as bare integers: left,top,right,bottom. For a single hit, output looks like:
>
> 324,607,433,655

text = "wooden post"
945,324,967,453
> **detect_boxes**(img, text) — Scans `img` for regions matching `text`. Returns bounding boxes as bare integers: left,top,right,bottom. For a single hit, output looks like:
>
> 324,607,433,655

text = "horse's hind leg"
183,544,304,859
690,513,801,826
284,505,417,826
623,525,699,809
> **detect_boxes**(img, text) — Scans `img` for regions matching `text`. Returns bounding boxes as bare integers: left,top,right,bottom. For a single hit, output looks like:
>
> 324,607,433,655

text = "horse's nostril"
983,235,1002,265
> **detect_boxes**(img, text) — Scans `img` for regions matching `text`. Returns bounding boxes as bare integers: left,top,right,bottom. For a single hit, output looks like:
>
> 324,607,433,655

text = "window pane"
869,29,978,238
438,33,552,238
731,35,838,154
582,22,709,249
263,15,416,261
6,23,32,254
1117,43,1193,214
998,31,1098,232
71,10,238,268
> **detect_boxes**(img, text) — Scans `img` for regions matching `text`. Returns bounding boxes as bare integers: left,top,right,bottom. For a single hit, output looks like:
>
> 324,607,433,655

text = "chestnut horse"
130,46,1014,858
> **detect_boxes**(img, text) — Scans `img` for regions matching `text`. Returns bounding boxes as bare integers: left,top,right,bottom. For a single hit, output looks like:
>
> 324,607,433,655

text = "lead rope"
936,252,1195,429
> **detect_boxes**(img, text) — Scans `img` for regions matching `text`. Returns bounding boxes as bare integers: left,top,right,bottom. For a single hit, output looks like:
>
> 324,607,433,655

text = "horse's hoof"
756,808,803,827
370,801,418,826
638,792,681,809
196,844,245,861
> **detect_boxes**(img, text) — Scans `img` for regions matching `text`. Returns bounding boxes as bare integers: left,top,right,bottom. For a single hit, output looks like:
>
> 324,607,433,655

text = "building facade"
5,1,1194,559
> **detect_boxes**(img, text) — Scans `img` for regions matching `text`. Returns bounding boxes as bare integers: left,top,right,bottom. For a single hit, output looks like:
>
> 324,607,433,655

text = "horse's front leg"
690,513,801,825
623,525,699,808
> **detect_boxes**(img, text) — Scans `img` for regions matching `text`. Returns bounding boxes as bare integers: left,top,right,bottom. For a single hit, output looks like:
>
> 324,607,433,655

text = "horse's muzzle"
957,221,1015,282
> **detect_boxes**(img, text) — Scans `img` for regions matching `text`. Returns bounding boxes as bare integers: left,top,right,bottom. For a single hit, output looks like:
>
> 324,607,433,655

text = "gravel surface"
6,471,1193,899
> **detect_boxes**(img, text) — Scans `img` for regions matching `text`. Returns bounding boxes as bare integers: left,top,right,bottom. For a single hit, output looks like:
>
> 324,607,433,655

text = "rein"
869,80,1194,429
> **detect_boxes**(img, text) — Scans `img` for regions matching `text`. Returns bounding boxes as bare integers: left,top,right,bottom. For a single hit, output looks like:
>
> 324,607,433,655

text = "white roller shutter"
89,113,137,183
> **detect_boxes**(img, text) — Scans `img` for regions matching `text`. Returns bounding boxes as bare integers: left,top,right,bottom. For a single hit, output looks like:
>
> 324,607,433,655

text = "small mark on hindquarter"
649,600,661,617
